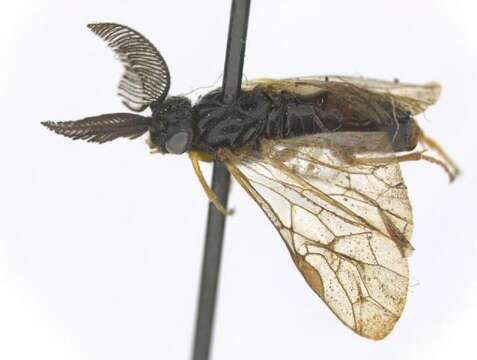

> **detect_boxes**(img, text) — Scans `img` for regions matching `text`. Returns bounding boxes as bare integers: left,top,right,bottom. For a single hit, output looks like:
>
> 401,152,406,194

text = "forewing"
88,23,171,111
225,132,413,340
42,113,151,144
243,75,440,115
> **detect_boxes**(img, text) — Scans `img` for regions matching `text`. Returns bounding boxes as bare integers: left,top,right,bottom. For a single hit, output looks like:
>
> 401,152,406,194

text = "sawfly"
43,23,459,340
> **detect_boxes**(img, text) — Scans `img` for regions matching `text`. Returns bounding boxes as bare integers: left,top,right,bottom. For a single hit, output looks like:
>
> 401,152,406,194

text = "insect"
42,23,459,340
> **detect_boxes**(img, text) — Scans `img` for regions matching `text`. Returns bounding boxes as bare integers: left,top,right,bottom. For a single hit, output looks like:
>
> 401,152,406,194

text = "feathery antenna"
42,113,151,144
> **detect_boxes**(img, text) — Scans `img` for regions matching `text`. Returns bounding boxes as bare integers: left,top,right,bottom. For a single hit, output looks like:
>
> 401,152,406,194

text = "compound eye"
165,131,191,154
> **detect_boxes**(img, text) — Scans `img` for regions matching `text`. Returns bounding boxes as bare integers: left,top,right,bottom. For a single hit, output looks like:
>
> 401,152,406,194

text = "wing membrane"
225,132,413,339
243,75,440,115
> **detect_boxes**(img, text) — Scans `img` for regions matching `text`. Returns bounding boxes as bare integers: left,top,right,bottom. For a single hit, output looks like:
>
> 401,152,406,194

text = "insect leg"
350,151,458,182
419,133,460,177
189,151,234,216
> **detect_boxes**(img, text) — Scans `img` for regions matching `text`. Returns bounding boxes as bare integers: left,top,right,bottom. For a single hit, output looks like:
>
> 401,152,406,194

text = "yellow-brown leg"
189,151,234,216
420,133,460,178
351,151,458,182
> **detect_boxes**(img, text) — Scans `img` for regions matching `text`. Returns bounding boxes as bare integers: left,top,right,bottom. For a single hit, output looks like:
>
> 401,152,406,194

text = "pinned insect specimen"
42,23,459,340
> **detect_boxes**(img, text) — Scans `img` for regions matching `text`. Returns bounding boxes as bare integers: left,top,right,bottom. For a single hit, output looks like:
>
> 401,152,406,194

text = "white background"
1,1,476,359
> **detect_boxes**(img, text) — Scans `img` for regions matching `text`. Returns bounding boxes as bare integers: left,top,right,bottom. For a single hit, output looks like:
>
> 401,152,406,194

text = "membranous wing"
243,75,440,115
224,132,414,340
88,23,171,111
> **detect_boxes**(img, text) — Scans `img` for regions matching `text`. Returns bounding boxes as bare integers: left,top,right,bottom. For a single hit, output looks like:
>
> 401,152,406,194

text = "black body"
155,88,419,156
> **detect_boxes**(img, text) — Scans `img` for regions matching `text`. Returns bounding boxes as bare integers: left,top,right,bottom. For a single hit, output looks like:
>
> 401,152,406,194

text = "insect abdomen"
262,91,333,139
262,89,419,152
